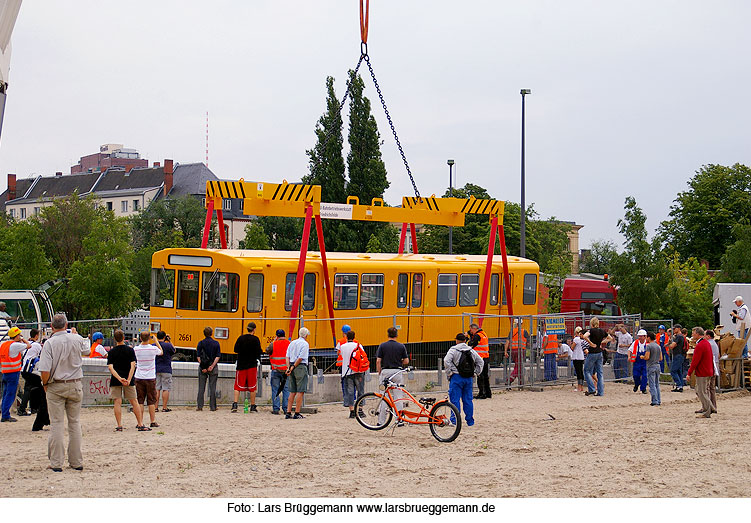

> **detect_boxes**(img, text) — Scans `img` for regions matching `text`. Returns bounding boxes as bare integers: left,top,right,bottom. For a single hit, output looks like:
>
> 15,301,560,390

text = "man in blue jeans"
266,329,290,415
444,333,484,426
669,324,686,392
582,318,612,397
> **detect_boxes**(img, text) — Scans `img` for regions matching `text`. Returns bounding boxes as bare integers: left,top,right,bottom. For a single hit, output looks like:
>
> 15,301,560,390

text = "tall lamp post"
447,159,455,255
520,89,531,258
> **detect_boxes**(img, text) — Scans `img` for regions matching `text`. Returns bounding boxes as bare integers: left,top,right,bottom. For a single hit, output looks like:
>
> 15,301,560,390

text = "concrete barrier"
81,359,486,407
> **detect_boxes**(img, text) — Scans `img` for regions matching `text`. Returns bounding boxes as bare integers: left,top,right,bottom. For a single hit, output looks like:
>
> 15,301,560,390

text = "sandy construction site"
2,382,749,498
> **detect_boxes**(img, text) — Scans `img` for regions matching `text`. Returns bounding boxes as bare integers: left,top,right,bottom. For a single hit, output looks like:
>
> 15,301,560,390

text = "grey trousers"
694,376,712,417
708,375,717,412
197,367,219,410
379,369,405,424
46,381,83,469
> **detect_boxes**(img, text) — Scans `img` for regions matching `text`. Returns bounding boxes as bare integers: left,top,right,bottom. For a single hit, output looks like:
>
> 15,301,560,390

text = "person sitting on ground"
133,331,163,429
107,329,145,431
444,333,484,427
232,322,262,413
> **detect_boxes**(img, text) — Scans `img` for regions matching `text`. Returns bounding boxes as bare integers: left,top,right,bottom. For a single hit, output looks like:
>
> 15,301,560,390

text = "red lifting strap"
360,0,369,44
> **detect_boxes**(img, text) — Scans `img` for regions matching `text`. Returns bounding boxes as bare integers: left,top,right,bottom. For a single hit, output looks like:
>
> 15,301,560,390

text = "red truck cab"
560,277,621,316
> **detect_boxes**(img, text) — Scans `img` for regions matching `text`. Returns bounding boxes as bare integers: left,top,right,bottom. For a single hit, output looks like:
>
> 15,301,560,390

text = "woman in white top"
571,327,586,392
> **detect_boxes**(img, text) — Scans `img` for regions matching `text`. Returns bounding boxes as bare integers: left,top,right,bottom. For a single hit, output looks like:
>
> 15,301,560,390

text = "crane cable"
313,0,421,200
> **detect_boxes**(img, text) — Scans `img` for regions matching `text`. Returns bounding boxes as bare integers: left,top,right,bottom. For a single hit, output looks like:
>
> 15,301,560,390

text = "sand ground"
3,382,749,498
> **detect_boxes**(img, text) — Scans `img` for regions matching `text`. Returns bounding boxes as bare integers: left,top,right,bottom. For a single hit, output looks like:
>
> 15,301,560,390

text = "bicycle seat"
419,397,436,406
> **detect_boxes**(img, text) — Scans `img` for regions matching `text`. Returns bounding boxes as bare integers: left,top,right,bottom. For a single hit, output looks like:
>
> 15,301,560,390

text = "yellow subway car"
149,248,540,356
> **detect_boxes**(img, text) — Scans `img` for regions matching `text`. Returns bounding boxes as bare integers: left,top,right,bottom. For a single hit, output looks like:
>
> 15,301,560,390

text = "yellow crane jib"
206,180,322,218
344,196,465,227
402,195,504,223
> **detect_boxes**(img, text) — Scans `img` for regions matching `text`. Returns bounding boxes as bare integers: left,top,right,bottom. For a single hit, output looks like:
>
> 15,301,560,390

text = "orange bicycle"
354,367,462,442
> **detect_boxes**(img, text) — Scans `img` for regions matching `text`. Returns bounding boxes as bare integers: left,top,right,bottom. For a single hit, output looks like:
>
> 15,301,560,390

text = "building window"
360,273,384,309
523,274,537,305
223,199,231,211
8,208,15,218
33,207,40,216
121,201,128,213
20,208,26,219
285,273,316,312
106,202,113,211
133,200,139,211
436,273,457,307
333,273,358,310
459,274,480,307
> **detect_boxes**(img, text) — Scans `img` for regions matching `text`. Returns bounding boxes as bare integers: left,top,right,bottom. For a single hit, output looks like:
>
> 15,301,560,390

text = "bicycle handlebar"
382,366,413,387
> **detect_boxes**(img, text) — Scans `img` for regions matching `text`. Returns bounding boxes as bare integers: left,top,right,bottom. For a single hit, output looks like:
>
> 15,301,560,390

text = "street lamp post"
447,159,455,255
520,89,531,258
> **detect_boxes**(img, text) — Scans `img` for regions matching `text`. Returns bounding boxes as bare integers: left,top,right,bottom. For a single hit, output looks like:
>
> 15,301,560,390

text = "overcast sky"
1,1,749,249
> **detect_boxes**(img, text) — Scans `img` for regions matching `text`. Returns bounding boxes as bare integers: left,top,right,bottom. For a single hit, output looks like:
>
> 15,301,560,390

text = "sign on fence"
545,316,567,334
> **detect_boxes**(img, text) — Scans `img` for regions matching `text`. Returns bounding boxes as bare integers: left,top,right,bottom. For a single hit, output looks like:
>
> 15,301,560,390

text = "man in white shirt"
730,296,750,358
285,327,310,419
614,325,633,381
18,328,43,417
133,331,163,429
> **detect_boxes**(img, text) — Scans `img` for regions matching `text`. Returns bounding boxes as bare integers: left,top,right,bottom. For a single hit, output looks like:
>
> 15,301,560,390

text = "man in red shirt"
687,326,714,419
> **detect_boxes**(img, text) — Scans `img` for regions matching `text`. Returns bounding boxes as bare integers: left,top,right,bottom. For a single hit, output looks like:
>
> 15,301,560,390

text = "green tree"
579,240,618,275
657,255,715,327
610,197,671,316
658,163,751,267
240,222,270,250
719,222,751,282
0,219,57,289
131,195,207,250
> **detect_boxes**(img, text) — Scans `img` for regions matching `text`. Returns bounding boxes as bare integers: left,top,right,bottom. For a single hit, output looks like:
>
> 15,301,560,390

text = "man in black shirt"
668,324,686,392
582,318,612,397
232,322,263,413
376,327,409,425
107,329,145,431
196,327,221,411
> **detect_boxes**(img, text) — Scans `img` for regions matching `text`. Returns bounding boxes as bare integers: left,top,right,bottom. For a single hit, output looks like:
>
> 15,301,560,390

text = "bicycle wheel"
354,392,393,431
429,400,462,442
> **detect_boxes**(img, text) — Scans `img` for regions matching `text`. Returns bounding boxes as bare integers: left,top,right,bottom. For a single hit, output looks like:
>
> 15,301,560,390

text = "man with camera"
729,296,750,358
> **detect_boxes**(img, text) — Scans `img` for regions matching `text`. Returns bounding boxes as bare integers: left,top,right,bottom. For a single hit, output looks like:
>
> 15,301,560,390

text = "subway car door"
402,273,425,343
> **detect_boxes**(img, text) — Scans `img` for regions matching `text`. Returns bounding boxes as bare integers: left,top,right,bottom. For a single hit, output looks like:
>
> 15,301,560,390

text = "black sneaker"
17,410,29,417
641,390,647,394
285,412,292,419
249,405,258,412
349,411,356,419
633,384,639,392
271,410,280,415
231,402,238,413
293,413,304,419
1,417,17,422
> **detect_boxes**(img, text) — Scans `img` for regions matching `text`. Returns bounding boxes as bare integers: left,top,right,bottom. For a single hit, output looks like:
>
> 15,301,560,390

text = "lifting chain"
363,52,420,200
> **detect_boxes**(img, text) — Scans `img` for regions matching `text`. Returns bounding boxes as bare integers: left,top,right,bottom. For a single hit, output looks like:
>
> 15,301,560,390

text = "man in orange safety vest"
468,323,491,399
266,329,290,415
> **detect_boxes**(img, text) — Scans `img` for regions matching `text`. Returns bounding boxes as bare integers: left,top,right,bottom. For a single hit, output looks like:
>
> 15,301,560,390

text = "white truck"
712,283,751,334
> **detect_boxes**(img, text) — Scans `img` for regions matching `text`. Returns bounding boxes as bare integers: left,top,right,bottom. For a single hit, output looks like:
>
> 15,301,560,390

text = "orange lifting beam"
201,179,514,343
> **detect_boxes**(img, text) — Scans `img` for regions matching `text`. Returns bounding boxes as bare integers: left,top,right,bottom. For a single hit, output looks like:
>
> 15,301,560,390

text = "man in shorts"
155,331,176,412
231,322,262,413
133,331,163,429
285,327,310,419
107,330,145,431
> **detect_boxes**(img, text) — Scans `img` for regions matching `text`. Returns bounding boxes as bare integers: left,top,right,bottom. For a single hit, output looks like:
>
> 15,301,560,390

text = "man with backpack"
444,333,484,427
339,330,368,418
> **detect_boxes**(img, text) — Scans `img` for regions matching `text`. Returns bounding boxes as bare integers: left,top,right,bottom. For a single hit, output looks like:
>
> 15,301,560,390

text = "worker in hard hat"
629,329,648,394
1,327,30,422
89,332,107,358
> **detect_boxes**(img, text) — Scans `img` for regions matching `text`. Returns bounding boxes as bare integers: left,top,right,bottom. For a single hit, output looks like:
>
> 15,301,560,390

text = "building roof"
168,163,218,197
94,167,165,192
7,172,100,205
0,177,35,212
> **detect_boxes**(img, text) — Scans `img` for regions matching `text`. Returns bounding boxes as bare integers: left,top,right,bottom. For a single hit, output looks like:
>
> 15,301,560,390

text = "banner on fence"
544,316,567,335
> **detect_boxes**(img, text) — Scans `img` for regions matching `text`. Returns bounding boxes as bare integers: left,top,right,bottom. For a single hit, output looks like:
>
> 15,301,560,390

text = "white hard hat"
637,329,647,336
735,296,744,302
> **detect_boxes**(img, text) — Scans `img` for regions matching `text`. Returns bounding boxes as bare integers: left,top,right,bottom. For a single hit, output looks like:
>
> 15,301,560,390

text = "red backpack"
348,344,370,373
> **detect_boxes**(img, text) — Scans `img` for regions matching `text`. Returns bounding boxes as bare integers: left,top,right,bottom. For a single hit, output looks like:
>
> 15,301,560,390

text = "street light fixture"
447,159,455,255
520,89,531,258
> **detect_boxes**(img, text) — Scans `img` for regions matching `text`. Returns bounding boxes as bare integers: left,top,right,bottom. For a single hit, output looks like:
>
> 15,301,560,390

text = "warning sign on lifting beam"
545,317,567,335
320,203,354,220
